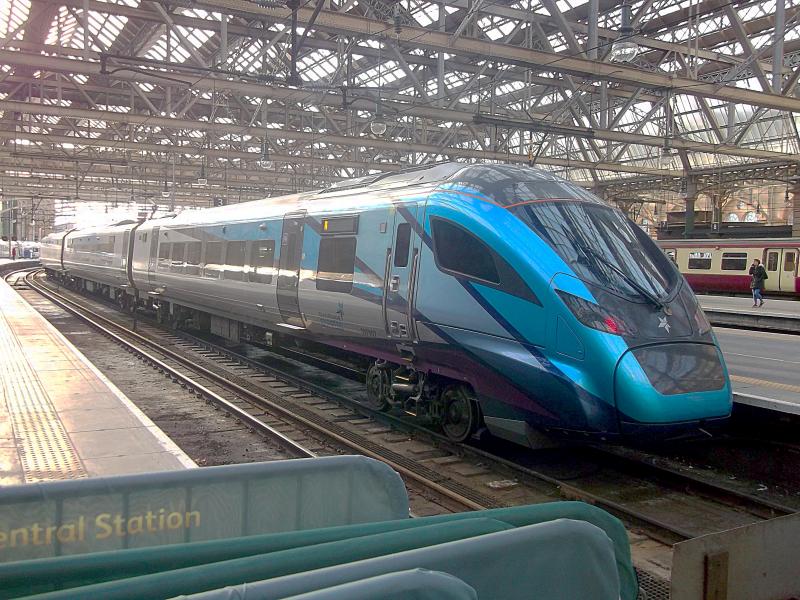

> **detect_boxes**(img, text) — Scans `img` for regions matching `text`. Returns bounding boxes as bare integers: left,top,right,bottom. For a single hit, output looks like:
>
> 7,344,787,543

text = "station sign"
0,457,407,563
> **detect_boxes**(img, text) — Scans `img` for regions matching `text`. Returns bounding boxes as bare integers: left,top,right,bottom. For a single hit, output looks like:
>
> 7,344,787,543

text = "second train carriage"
659,239,800,296
41,163,733,445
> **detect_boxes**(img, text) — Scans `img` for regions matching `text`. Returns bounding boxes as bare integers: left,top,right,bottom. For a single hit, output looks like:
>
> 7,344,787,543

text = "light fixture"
161,179,170,199
610,2,639,63
256,138,273,169
197,160,207,186
370,99,387,136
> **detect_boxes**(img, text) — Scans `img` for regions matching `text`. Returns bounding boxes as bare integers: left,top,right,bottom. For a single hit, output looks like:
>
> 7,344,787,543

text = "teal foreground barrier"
183,519,620,600
282,569,478,600
6,502,635,600
26,519,514,600
0,456,407,563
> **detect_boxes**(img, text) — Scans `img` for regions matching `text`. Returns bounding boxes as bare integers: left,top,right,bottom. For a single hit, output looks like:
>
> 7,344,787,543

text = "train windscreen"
513,201,679,301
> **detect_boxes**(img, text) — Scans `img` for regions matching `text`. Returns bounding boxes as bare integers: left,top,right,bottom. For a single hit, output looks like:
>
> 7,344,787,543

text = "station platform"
0,274,195,485
699,294,800,333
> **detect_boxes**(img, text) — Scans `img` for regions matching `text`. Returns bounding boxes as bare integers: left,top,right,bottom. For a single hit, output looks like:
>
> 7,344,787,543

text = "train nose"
614,342,732,429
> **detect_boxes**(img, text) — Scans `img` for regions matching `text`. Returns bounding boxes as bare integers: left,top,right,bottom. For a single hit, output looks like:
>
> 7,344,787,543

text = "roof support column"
773,0,786,93
684,176,698,238
587,0,598,58
438,2,446,107
791,178,800,238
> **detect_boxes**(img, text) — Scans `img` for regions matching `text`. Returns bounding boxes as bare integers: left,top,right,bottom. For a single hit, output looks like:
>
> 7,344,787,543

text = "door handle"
390,276,400,292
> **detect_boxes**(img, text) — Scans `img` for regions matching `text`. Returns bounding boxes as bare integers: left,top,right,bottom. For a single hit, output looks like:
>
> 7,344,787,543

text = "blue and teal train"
41,163,732,445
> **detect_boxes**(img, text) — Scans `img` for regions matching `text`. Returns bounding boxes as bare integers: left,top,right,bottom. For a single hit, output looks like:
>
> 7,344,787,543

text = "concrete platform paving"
0,274,195,485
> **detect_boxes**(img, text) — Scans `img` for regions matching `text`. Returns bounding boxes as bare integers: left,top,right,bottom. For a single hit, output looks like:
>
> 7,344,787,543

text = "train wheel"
440,384,480,442
365,363,390,412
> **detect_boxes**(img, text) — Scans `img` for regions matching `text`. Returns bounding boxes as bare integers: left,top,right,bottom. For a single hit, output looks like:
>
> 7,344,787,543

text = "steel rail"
23,270,489,512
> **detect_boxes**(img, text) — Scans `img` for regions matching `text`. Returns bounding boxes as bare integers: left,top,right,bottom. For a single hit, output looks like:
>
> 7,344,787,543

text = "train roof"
659,238,800,246
47,162,604,237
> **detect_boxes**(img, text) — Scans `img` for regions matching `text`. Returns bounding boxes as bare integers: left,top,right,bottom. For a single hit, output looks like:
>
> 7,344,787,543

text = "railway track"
16,269,798,548
14,269,498,513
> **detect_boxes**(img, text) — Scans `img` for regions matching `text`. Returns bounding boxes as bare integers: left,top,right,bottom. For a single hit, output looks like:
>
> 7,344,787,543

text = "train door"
383,203,421,340
765,247,797,292
147,226,160,284
276,212,306,325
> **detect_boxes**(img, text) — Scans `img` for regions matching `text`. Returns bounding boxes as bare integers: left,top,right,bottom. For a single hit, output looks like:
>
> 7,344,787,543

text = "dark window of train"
204,242,223,278
171,243,186,273
432,219,500,284
225,241,246,281
687,252,712,270
721,252,748,271
394,223,411,267
185,242,202,275
767,252,779,271
785,252,797,273
316,237,356,293
158,242,172,270
250,240,276,284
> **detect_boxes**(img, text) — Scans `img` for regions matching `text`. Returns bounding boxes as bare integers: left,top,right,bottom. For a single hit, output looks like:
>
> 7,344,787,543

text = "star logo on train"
658,316,671,334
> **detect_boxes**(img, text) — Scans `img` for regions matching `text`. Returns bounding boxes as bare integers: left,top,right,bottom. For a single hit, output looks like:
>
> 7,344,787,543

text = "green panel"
0,516,437,598
0,457,408,563
24,519,513,600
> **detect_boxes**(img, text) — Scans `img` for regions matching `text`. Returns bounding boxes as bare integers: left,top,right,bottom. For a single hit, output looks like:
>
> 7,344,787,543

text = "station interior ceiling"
0,0,799,236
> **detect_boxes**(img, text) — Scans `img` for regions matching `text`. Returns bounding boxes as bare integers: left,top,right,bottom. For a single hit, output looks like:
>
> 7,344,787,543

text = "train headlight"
693,305,711,335
556,290,637,336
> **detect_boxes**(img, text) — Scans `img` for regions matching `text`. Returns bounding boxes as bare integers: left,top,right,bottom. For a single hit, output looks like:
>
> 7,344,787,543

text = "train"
659,239,799,296
41,162,732,446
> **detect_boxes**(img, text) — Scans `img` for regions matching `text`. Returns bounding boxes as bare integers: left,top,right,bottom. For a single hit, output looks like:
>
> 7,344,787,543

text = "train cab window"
687,251,712,270
171,242,186,273
784,251,797,273
721,252,748,271
664,249,677,264
224,241,246,281
186,242,202,276
317,237,356,293
158,242,172,270
249,240,276,284
394,223,411,268
204,242,223,278
767,251,779,271
432,219,499,284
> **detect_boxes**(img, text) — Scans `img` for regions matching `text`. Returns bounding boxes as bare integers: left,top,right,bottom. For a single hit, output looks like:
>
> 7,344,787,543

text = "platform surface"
0,275,195,485
698,294,800,320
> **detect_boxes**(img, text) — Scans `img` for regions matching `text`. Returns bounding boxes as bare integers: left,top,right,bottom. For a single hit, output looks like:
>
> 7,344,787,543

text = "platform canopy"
0,0,798,211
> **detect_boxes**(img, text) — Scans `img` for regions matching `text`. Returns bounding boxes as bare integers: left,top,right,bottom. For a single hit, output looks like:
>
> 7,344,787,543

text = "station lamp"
370,100,387,136
256,138,273,169
161,180,170,199
610,2,639,63
197,161,207,186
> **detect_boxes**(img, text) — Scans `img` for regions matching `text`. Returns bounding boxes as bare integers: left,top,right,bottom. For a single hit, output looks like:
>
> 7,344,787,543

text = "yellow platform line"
731,375,800,394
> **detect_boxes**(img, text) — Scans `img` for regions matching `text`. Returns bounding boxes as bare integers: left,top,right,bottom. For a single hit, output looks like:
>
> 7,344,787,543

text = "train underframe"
45,269,485,443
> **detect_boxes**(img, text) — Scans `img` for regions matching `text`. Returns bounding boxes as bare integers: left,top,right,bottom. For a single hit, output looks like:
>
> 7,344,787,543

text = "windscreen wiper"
575,242,665,310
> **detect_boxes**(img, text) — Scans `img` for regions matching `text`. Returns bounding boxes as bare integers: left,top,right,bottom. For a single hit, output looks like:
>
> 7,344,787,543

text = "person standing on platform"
10,245,15,260
749,258,767,307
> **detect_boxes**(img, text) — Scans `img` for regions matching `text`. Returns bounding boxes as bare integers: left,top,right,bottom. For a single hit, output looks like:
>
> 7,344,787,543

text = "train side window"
432,219,500,284
204,242,223,278
664,248,677,264
784,251,797,273
767,251,779,271
171,242,186,273
687,251,712,270
317,237,356,293
249,240,276,284
158,242,172,270
224,241,246,281
394,223,411,268
721,252,748,271
185,242,202,276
